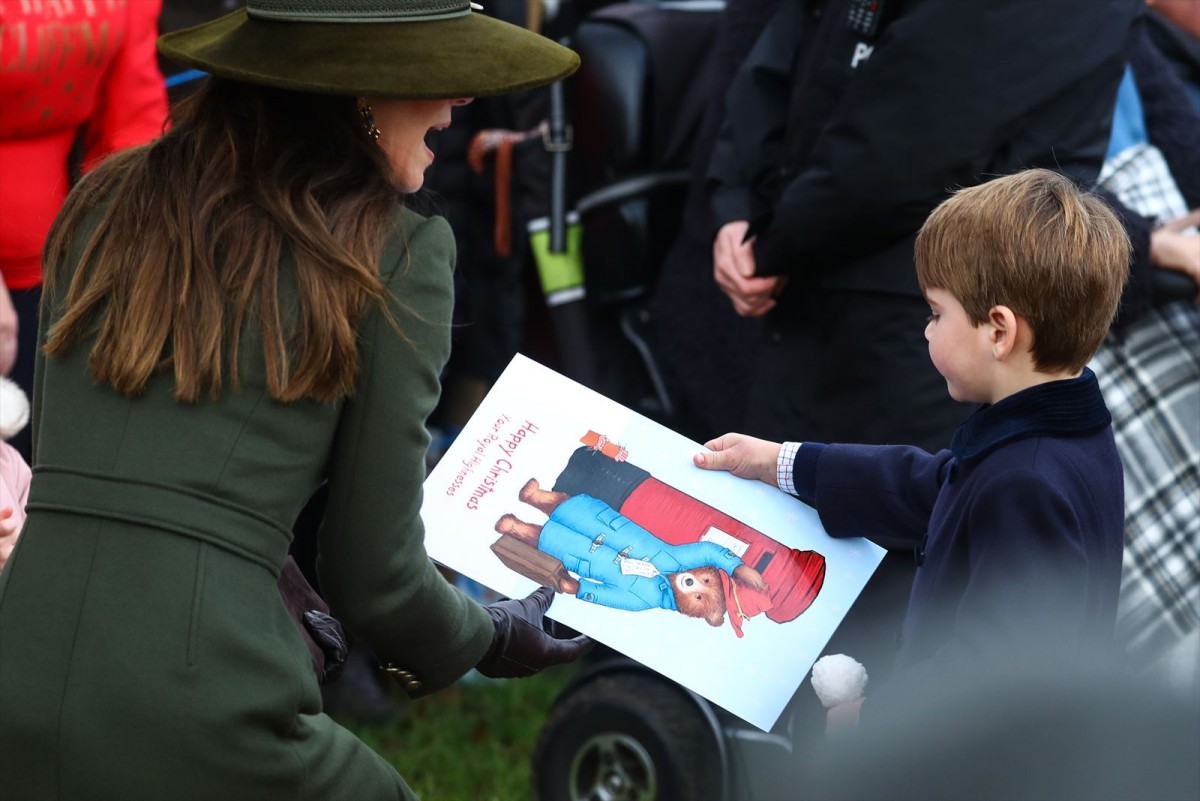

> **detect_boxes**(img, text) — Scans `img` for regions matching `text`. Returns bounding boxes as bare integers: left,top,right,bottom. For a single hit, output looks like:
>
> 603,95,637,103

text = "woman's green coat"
0,205,494,800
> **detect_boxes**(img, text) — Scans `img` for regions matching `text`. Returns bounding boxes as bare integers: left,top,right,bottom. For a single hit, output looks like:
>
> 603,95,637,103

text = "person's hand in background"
713,221,785,317
1151,210,1200,299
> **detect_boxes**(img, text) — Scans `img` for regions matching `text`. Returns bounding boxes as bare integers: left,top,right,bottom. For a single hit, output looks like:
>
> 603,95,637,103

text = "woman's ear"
987,305,1021,361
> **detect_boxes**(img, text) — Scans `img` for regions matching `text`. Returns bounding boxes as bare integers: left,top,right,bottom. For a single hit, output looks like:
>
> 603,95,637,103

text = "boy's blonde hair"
915,169,1129,373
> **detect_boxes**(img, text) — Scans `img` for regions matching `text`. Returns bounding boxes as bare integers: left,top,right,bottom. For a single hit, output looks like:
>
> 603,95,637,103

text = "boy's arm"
796,443,952,548
698,436,949,548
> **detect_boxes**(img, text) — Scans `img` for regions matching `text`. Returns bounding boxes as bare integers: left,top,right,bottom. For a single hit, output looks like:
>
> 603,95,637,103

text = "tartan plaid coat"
1091,26,1199,686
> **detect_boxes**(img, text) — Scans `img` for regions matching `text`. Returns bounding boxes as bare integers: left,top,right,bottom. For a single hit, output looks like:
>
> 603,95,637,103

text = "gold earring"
357,98,380,141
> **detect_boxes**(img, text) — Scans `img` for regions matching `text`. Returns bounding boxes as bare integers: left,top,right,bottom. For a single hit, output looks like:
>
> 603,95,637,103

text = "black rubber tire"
532,671,722,801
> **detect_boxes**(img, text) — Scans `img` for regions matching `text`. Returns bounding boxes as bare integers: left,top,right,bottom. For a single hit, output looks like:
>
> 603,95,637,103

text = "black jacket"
708,0,1141,298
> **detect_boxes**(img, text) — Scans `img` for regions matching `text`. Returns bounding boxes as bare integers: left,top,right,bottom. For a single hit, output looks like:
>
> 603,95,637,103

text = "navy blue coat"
790,370,1125,712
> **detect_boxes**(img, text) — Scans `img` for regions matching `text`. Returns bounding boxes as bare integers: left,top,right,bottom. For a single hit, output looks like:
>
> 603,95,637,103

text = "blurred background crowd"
1,0,1197,799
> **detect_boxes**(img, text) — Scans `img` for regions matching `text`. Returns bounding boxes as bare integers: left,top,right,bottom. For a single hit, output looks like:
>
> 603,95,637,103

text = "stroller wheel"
533,671,720,801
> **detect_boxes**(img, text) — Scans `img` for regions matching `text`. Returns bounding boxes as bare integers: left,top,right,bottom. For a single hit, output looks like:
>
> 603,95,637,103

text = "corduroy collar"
950,368,1111,464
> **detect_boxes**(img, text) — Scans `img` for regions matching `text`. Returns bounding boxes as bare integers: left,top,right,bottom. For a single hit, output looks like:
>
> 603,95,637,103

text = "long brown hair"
43,79,402,403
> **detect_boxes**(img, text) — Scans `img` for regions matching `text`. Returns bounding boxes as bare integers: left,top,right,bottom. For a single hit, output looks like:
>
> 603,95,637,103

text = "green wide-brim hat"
157,0,579,99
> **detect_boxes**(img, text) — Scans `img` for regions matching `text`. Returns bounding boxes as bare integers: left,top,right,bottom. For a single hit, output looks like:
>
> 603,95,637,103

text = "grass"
339,664,577,801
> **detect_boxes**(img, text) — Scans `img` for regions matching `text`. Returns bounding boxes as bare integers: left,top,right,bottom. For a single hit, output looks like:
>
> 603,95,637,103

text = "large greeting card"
421,355,885,731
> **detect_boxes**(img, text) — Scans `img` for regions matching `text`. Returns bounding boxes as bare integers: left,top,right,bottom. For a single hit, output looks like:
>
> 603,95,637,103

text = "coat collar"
950,368,1111,464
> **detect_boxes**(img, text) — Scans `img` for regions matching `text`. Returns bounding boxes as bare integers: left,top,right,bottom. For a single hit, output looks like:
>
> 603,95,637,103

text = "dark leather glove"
476,586,593,678
277,555,348,684
303,610,348,683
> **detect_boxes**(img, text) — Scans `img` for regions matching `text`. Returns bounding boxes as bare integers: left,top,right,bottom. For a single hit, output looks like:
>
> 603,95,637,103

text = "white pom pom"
0,376,30,440
810,654,868,709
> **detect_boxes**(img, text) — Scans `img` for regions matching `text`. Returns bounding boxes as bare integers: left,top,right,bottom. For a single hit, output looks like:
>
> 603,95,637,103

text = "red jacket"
0,0,167,290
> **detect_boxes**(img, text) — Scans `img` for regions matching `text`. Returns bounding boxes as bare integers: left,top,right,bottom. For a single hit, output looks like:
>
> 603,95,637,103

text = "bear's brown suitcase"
491,536,576,593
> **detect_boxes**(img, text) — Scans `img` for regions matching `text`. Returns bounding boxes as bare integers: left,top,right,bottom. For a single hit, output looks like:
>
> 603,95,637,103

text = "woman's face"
365,97,473,192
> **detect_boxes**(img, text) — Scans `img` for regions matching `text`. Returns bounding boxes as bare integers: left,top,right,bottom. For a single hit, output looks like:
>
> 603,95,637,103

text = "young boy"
694,169,1130,728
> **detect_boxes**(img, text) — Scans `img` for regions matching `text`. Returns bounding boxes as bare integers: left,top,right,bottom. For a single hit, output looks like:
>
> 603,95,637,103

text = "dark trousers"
746,288,971,744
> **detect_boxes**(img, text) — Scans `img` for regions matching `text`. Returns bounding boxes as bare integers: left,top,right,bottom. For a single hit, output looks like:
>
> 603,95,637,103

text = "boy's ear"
987,305,1022,361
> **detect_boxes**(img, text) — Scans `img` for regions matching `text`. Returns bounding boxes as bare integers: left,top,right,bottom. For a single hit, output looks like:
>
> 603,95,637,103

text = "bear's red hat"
720,569,774,638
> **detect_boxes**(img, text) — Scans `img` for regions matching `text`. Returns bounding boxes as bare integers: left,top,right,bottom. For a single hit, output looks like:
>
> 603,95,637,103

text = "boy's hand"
694,433,782,487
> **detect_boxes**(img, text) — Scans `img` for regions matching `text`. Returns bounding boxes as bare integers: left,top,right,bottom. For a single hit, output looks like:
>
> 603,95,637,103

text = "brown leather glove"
476,586,593,678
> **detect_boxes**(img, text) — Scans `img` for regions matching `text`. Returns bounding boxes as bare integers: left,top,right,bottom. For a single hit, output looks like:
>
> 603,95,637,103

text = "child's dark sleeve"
793,443,952,548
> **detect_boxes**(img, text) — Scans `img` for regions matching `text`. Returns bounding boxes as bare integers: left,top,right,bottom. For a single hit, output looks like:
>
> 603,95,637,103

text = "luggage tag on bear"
619,557,661,578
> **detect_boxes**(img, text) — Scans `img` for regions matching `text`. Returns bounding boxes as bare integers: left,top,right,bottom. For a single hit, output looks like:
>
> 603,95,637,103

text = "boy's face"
924,288,995,404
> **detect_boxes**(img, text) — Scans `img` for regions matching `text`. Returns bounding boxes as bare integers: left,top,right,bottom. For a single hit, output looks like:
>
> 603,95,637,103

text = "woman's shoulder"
378,204,455,282
43,170,124,293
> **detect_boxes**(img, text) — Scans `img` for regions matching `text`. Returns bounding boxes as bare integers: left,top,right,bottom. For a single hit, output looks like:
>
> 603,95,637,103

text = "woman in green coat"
0,2,588,798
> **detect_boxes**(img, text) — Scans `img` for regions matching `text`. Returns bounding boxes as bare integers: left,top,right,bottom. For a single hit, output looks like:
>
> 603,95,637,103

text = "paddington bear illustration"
495,478,769,632
554,434,826,630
